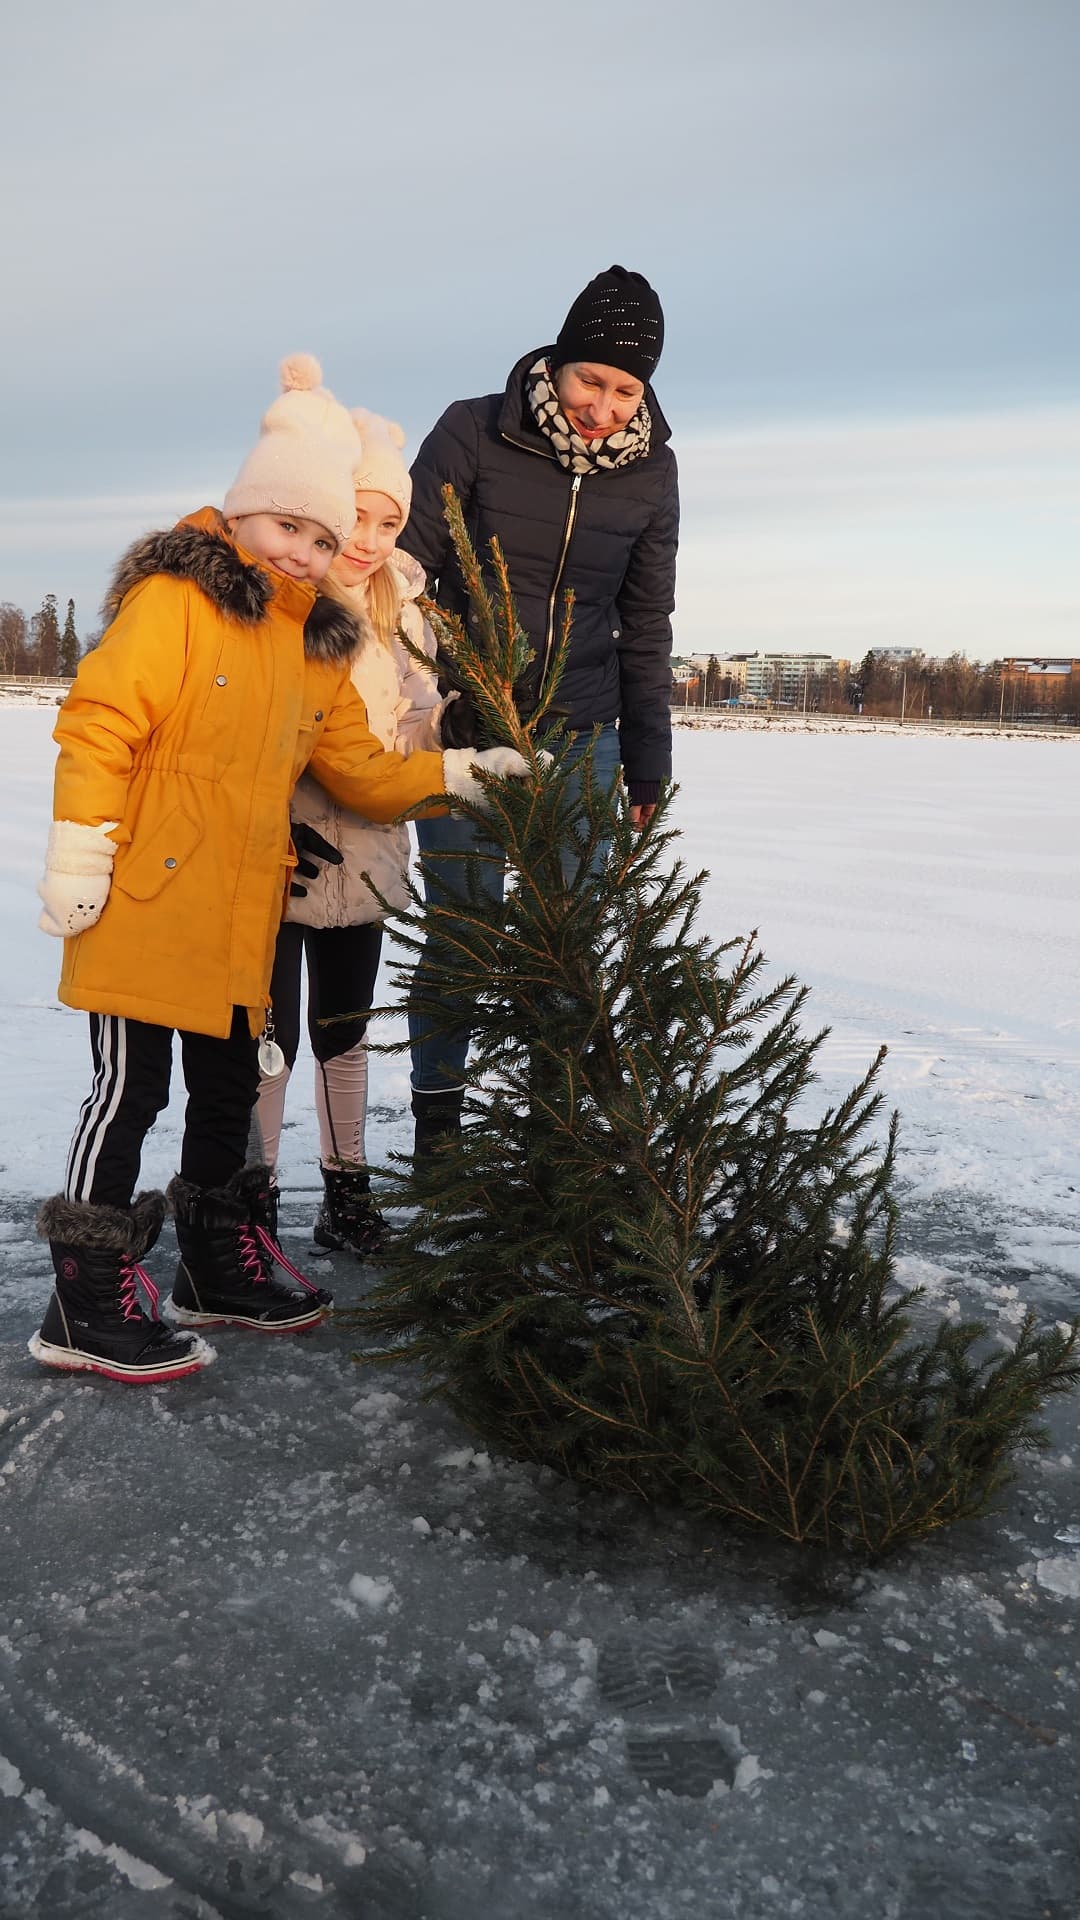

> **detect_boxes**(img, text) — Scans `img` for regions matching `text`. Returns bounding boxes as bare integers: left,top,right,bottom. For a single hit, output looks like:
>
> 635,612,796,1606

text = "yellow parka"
54,509,446,1039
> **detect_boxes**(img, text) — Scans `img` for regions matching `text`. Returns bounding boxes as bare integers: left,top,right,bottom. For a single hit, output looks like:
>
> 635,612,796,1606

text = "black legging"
268,923,384,1068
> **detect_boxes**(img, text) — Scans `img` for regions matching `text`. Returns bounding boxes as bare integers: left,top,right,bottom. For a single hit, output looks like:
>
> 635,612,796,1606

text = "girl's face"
553,361,645,440
228,512,338,583
332,491,403,588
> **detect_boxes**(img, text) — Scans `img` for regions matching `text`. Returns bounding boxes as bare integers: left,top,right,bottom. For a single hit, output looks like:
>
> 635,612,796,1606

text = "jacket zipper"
500,430,552,457
541,473,582,686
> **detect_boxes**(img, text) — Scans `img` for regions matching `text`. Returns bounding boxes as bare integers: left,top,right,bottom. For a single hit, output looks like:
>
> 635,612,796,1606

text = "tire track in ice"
0,1662,238,1919
0,1400,71,1500
0,1650,391,1920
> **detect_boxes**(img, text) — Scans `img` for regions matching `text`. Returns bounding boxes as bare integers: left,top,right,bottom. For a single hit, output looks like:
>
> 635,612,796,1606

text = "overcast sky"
2,0,1078,660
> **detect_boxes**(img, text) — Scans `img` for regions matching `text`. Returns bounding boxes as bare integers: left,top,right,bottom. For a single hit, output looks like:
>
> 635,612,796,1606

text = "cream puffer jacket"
286,551,442,927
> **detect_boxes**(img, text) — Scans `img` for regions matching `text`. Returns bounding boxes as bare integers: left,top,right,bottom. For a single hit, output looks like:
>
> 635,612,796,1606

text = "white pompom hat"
224,354,359,547
350,408,412,526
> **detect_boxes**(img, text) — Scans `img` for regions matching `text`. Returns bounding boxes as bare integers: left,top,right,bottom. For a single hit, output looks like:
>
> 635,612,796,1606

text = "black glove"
438,685,480,750
289,821,344,897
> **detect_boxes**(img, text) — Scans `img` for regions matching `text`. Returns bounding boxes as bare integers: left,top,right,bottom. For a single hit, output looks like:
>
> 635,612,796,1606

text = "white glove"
37,820,119,937
433,688,461,744
442,746,531,809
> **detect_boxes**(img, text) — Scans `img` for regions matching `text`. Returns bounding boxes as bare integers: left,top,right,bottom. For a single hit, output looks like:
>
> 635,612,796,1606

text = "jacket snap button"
612,628,621,639
314,710,323,722
164,857,177,869
216,674,228,686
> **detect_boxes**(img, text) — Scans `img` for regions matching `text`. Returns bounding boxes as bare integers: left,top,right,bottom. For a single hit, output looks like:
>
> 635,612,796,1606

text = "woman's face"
553,361,645,440
331,491,403,588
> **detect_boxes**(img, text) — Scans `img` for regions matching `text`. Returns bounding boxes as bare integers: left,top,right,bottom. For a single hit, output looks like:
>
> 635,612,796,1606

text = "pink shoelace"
118,1258,160,1323
238,1222,324,1298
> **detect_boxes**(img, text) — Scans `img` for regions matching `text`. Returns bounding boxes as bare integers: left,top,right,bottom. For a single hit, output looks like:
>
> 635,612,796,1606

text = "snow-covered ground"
676,724,1080,1323
1,708,1079,1919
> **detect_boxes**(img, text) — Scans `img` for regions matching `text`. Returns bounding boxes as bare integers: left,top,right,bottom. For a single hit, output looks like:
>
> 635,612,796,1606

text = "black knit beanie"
551,265,664,384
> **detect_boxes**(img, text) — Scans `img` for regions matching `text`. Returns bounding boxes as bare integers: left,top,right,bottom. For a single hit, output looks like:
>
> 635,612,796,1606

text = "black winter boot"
312,1164,387,1261
30,1191,213,1384
411,1088,464,1159
168,1166,332,1333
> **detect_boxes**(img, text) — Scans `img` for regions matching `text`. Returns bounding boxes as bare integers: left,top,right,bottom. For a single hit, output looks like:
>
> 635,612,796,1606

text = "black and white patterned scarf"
526,357,652,475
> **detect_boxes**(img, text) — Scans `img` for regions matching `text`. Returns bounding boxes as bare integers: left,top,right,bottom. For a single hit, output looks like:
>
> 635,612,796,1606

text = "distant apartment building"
696,651,841,702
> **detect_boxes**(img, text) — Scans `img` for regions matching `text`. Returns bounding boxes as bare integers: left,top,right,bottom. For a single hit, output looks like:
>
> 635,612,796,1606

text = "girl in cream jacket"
251,411,447,1259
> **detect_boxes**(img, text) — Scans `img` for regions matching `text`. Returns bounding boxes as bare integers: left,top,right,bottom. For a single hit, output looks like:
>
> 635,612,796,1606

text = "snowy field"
1,706,1079,1919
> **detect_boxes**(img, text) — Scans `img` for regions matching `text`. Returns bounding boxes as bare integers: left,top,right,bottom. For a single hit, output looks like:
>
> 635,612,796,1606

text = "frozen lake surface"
1,708,1078,1918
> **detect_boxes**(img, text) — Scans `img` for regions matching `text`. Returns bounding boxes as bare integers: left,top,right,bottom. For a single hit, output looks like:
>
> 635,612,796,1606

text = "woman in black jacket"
400,265,679,1154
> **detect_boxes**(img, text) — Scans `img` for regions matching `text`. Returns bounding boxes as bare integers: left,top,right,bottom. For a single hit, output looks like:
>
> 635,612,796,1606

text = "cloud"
672,405,1080,659
0,493,217,554
0,492,222,623
2,403,1078,655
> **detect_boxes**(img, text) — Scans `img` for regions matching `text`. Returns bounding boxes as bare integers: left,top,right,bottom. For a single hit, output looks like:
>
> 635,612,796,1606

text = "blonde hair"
322,549,403,652
366,560,403,649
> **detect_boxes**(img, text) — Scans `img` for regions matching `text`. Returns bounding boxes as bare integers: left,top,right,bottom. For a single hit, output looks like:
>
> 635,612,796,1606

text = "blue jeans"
409,723,621,1097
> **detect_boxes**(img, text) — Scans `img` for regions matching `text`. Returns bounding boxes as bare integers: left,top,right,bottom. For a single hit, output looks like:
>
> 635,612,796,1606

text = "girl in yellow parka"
30,356,528,1387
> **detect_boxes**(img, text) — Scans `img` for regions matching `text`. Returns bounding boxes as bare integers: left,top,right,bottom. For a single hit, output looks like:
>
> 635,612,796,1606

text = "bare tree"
0,604,28,675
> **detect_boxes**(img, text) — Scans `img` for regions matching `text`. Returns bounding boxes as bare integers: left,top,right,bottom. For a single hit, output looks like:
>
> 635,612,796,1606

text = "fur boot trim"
37,1188,166,1255
166,1165,273,1215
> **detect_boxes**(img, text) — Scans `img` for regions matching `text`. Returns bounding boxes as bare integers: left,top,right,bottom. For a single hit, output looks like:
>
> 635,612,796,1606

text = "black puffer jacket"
399,348,679,797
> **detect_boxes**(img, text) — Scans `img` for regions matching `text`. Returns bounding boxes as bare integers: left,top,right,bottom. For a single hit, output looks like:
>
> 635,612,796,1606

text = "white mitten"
442,746,531,809
37,820,119,937
433,688,461,744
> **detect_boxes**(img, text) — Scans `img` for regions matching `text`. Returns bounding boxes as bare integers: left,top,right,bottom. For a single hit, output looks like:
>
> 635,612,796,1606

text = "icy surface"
1,709,1079,1917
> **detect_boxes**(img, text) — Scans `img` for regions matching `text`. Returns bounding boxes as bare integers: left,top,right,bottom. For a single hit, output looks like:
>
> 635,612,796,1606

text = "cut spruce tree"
353,487,1079,1557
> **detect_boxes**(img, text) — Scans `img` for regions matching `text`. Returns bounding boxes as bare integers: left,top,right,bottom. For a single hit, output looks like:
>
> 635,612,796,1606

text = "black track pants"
64,1008,259,1209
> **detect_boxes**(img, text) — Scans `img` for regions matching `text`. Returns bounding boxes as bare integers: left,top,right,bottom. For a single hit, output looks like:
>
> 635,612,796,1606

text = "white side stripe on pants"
66,1013,129,1202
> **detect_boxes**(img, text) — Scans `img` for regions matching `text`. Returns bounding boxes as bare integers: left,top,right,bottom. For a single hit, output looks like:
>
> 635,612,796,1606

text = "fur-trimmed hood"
54,504,448,1042
103,509,361,666
388,547,425,603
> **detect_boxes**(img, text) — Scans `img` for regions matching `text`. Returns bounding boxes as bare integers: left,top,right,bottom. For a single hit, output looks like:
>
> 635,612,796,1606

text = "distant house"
1002,657,1078,679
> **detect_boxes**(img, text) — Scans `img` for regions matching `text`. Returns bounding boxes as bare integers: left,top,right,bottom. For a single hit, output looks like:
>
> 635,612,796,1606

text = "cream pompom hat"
349,408,412,526
224,354,359,546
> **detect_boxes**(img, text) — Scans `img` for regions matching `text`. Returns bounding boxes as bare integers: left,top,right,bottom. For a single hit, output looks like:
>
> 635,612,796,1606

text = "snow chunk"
66,1827,172,1890
1036,1555,1080,1598
411,1516,432,1535
0,1755,25,1797
175,1793,217,1837
305,1812,367,1866
813,1629,845,1648
349,1572,396,1611
350,1389,404,1424
221,1810,265,1849
436,1446,492,1475
734,1754,770,1791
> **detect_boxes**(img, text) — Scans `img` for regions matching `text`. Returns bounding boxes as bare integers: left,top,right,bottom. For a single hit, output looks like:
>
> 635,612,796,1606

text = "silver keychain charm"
258,1010,286,1079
